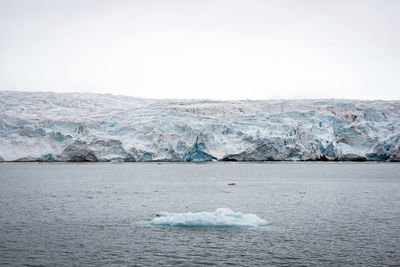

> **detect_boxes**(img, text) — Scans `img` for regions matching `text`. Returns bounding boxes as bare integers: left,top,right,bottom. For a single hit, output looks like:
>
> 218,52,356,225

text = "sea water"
0,162,399,266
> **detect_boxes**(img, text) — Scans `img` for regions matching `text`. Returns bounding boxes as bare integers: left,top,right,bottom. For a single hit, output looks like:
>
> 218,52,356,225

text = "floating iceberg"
1,91,400,161
151,208,267,227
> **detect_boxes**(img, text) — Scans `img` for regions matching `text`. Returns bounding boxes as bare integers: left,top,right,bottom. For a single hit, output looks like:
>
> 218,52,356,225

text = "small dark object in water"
228,183,236,186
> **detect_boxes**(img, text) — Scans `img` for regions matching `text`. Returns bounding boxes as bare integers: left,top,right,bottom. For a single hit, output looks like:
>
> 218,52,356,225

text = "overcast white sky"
0,0,399,100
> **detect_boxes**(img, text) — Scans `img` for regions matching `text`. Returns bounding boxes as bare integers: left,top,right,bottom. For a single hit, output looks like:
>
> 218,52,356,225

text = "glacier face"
0,91,400,162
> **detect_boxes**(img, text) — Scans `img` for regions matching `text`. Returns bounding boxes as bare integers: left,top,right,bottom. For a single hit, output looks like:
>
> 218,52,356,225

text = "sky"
0,0,399,100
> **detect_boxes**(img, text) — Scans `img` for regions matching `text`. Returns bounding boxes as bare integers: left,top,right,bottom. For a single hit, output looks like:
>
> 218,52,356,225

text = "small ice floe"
110,158,124,163
151,208,266,227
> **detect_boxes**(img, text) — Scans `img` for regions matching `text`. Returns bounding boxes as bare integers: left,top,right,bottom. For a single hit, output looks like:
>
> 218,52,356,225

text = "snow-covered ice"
151,208,267,227
0,91,400,161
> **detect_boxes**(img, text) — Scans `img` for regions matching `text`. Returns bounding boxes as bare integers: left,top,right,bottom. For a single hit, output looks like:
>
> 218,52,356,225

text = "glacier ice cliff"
0,91,400,162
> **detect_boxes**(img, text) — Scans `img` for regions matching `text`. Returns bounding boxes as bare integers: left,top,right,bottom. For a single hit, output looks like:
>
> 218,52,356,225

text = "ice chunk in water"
151,208,266,227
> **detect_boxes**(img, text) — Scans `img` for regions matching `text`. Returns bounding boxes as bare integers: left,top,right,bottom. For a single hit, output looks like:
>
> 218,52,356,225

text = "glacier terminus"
0,91,399,162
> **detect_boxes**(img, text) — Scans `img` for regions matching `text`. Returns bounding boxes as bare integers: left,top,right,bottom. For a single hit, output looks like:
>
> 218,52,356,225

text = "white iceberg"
151,208,267,227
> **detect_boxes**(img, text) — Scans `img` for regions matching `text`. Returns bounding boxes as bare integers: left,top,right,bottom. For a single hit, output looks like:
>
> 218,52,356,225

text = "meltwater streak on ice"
151,208,267,227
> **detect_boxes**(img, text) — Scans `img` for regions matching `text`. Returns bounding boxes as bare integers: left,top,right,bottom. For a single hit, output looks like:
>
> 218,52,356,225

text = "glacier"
0,91,400,162
151,208,267,227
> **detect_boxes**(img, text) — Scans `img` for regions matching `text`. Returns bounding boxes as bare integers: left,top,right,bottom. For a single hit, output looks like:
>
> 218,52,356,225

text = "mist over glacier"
0,91,399,162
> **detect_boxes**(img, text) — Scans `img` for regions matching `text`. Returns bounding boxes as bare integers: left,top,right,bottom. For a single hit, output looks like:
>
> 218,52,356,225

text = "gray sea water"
0,162,399,266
